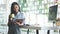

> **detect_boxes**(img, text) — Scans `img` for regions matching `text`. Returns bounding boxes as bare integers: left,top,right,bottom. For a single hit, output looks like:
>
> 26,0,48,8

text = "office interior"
0,0,60,34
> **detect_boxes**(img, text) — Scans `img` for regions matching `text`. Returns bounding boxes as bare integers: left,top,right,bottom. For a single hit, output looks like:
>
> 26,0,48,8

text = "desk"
1,24,60,34
20,25,60,34
20,25,41,34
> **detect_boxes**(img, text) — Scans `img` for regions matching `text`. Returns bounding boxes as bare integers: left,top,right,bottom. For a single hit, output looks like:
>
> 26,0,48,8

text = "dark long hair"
11,2,20,14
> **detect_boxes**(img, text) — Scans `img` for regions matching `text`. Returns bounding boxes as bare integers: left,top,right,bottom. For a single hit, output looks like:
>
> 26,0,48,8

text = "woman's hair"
11,2,20,14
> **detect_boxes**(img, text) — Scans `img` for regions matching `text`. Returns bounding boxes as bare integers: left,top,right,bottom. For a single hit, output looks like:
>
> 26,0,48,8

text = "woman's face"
13,5,19,13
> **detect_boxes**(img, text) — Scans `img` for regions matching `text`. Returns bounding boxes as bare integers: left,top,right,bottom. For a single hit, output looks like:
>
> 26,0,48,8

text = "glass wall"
0,0,58,27
18,0,58,26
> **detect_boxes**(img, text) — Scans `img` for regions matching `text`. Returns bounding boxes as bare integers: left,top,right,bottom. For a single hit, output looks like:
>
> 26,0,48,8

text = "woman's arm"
8,15,15,26
13,12,25,26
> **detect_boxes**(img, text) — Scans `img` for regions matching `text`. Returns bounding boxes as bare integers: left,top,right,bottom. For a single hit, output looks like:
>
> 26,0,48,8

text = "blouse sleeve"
17,13,25,19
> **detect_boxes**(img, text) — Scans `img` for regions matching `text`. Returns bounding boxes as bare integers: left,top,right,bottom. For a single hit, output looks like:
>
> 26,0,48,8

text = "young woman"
8,2,25,34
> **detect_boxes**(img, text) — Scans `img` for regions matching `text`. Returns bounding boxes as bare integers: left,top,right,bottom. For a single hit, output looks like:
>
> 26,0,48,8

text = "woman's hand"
15,21,23,26
16,19,23,24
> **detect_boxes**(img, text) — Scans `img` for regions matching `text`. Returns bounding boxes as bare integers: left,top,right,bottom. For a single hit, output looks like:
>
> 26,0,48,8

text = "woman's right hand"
14,20,23,26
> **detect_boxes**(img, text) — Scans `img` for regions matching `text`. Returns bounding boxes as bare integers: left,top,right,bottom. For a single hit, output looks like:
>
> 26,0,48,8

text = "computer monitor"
48,5,58,20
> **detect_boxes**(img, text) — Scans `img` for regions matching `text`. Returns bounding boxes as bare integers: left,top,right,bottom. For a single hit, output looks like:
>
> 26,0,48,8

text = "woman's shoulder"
18,12,24,15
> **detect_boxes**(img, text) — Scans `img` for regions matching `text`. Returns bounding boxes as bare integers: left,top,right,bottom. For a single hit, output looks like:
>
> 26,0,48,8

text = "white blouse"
13,12,25,24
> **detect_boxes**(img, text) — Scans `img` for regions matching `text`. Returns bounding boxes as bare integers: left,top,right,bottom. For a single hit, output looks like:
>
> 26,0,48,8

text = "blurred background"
0,0,60,34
